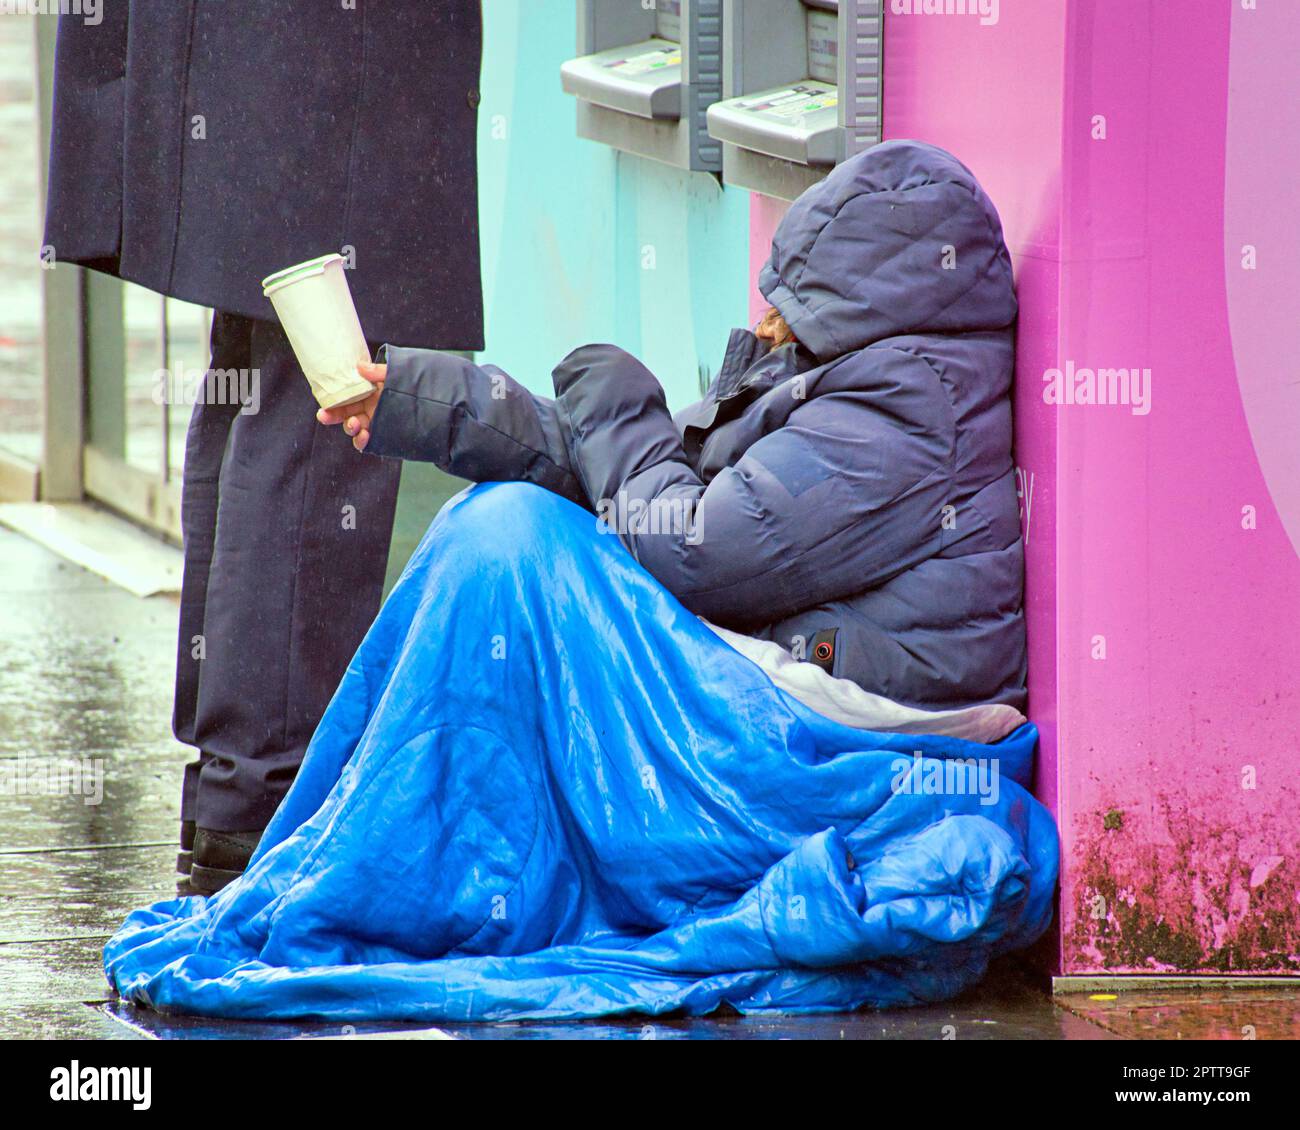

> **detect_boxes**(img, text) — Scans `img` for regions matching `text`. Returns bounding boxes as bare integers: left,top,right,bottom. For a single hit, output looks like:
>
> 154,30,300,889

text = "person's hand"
754,306,796,349
317,361,386,451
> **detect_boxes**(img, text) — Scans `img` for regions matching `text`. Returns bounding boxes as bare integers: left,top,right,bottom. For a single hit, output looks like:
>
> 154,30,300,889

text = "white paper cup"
261,253,375,410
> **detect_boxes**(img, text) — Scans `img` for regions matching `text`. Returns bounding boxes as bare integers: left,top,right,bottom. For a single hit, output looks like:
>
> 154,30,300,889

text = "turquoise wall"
385,0,752,585
477,0,751,405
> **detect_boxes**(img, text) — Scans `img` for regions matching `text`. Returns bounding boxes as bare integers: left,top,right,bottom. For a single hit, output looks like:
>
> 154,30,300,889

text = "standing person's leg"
174,312,250,877
187,317,401,893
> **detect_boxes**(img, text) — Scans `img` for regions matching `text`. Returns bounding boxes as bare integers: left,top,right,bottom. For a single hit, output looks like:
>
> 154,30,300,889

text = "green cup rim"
261,253,345,296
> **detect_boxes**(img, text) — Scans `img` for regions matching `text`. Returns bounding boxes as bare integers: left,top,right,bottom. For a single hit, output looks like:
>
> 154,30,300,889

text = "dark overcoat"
44,0,484,349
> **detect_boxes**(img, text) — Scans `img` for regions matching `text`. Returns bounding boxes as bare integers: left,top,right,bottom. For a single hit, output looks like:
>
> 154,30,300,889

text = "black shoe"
189,828,261,896
176,819,196,877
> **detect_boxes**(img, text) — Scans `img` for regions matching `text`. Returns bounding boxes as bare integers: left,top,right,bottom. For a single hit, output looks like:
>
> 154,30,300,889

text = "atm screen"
561,4,686,124
596,40,682,79
655,0,683,44
707,0,881,192
804,1,839,83
729,82,838,127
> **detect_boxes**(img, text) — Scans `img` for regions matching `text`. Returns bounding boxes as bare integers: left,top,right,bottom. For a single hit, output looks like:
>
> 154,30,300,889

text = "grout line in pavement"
0,841,173,855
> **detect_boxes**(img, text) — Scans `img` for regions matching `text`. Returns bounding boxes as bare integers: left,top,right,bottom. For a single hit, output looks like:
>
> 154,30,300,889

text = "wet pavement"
1,523,1295,1040
1056,987,1300,1041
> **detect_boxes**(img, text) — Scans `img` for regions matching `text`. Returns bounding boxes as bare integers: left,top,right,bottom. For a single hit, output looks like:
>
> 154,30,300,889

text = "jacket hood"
759,140,1018,363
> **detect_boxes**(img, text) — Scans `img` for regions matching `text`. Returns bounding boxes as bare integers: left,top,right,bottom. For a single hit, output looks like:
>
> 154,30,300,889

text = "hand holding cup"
317,362,386,451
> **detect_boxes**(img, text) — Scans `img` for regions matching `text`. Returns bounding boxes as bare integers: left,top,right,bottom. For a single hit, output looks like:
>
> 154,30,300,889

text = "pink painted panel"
1055,0,1300,974
748,195,789,324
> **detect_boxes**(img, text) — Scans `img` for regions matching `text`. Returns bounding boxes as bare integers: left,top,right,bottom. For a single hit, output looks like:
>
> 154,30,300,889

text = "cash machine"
560,0,724,172
707,0,883,199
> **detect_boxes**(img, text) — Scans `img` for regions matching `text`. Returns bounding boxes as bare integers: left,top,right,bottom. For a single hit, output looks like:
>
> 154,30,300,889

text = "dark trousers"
174,312,401,832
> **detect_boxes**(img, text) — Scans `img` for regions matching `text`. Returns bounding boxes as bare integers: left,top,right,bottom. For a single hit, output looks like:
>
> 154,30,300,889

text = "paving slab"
1057,987,1300,1040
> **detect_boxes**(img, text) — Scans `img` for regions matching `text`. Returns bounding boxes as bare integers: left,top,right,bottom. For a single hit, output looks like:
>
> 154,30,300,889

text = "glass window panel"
165,297,212,481
123,282,167,475
0,15,43,463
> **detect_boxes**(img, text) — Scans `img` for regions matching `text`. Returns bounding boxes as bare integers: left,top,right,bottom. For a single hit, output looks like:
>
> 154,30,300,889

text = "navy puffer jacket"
367,140,1027,712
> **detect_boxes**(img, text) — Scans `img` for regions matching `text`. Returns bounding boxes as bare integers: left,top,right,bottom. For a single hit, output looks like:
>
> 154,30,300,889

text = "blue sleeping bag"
105,483,1059,1022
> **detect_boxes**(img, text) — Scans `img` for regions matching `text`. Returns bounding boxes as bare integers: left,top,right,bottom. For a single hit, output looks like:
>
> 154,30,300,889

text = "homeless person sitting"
103,140,1059,1023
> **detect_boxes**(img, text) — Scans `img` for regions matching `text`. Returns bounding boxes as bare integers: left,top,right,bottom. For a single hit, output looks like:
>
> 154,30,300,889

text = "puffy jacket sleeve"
364,345,588,507
553,343,954,626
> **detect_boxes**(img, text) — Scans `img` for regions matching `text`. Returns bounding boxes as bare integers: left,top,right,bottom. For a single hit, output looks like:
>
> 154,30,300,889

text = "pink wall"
747,0,1299,975
1052,0,1300,976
